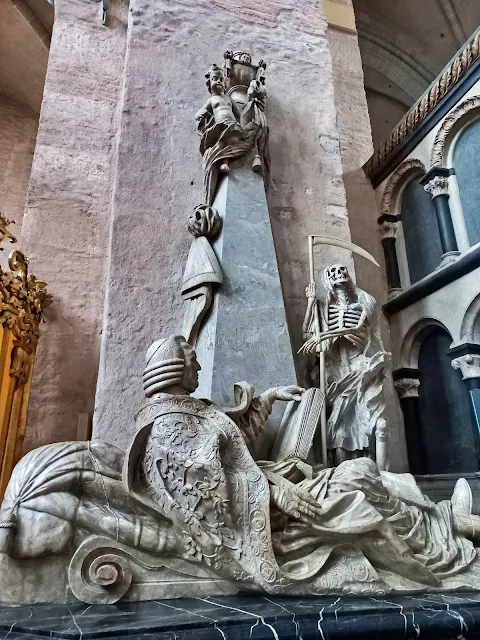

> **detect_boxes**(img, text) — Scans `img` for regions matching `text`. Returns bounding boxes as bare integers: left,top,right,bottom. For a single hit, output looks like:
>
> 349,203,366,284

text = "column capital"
423,175,449,198
451,354,480,379
394,377,420,399
379,220,397,239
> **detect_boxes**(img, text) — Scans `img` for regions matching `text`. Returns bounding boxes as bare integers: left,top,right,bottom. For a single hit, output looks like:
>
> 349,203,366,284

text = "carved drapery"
0,214,49,500
430,95,480,167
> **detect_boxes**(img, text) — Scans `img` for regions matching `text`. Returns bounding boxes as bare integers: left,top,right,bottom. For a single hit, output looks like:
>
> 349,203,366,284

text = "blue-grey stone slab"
195,154,296,452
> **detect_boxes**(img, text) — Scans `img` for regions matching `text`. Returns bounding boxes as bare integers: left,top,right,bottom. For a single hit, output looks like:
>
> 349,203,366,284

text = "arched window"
418,328,478,474
400,178,443,284
453,118,480,246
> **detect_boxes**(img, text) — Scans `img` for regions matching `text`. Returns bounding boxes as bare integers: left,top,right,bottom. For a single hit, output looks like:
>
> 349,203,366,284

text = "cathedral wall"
18,0,390,454
0,97,38,232
20,0,129,451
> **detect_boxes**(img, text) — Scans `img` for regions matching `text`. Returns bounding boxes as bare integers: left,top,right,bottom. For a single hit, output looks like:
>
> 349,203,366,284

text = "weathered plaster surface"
21,0,128,451
0,97,39,230
93,0,354,446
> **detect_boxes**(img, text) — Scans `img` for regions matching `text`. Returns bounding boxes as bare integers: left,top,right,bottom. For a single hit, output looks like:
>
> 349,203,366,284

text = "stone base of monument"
1,592,479,639
4,532,480,606
0,536,240,605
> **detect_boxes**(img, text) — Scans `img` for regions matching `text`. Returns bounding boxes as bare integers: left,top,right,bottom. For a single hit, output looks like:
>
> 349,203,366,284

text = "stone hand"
265,385,304,403
305,282,316,299
300,327,361,355
270,484,323,524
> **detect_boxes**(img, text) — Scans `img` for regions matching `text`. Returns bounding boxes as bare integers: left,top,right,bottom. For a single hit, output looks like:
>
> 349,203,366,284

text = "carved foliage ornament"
394,378,420,399
0,213,49,356
378,221,397,239
380,158,426,216
430,95,480,166
451,354,480,380
364,30,480,179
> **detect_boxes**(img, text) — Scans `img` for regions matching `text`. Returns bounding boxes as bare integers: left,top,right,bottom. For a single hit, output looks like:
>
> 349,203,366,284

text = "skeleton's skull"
325,264,350,287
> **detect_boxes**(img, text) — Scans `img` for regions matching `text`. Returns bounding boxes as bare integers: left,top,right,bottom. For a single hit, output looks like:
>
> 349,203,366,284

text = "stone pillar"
421,167,459,267
19,0,128,451
393,370,426,475
92,0,356,448
451,351,480,465
377,215,401,298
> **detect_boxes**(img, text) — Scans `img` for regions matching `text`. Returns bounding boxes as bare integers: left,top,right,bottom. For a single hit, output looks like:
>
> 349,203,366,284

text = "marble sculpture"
301,264,389,470
182,51,269,346
2,335,480,605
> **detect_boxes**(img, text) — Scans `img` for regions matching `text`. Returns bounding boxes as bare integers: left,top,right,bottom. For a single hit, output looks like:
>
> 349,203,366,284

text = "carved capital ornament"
451,354,480,380
423,176,449,199
394,378,420,399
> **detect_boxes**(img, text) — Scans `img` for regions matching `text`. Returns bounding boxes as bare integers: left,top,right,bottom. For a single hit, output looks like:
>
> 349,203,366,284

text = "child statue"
195,64,253,204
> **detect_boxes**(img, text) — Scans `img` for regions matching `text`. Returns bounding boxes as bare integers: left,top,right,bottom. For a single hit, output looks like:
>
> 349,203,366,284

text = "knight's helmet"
142,335,186,398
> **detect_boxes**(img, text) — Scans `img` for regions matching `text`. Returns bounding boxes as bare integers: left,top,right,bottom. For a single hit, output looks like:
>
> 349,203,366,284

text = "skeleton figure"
302,264,389,470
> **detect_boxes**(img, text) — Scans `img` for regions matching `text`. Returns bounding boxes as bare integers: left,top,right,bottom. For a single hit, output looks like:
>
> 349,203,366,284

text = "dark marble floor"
1,592,480,639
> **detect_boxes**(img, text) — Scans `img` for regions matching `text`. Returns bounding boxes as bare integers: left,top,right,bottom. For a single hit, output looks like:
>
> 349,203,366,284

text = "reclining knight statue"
1,335,480,604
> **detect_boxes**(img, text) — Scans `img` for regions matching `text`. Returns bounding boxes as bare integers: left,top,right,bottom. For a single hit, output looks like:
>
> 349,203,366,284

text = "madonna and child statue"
2,49,480,606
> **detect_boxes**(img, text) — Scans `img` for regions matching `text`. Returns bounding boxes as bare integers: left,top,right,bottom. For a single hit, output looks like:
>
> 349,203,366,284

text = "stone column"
92,0,356,449
451,352,480,464
393,370,426,475
377,214,401,298
421,167,459,267
19,0,128,451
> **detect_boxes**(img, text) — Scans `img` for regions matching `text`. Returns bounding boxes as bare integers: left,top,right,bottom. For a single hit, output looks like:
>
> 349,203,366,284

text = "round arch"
460,292,480,343
380,158,426,217
399,317,452,369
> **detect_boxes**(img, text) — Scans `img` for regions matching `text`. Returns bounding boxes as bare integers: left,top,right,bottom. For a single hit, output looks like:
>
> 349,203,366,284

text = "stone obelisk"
181,51,296,455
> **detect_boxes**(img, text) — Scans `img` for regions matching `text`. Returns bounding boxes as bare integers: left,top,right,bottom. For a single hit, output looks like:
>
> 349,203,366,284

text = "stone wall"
21,0,128,451
0,97,38,230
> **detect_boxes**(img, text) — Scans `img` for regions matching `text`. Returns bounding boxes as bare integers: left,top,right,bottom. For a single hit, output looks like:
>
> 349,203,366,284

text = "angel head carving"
205,64,226,94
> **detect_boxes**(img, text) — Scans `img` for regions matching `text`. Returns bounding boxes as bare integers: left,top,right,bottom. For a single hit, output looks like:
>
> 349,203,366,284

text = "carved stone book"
271,387,324,462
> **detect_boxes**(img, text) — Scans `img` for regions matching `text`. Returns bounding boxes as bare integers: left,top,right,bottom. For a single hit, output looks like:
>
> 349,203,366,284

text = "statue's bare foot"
220,163,230,174
452,478,479,541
